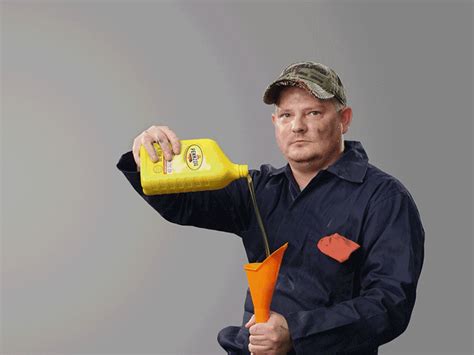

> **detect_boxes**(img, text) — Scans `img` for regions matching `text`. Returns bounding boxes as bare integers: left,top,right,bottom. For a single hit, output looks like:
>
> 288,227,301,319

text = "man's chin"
288,153,322,164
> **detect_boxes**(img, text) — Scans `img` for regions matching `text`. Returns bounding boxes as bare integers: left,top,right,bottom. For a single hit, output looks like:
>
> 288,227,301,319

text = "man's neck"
289,144,345,191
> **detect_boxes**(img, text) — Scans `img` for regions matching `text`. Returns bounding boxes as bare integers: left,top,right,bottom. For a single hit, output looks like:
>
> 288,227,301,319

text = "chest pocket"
299,233,360,304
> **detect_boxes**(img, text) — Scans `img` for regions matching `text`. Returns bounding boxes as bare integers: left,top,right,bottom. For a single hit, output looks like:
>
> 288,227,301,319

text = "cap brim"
263,78,335,105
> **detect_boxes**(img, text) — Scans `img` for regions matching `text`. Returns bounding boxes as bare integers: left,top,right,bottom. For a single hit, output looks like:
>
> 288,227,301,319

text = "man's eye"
280,113,291,118
309,111,321,116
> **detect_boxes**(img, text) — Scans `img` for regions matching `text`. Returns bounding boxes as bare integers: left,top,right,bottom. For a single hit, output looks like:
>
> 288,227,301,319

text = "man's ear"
340,106,353,134
272,112,277,125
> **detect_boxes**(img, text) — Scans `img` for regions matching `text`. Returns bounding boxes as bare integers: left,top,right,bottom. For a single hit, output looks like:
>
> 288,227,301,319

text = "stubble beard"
287,145,323,165
286,140,342,171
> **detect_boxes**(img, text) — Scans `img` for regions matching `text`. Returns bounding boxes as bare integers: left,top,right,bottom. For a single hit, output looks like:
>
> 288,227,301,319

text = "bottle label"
164,160,173,174
185,145,203,170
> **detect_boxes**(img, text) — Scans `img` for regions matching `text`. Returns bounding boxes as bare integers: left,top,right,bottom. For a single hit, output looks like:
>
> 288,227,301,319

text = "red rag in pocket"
317,233,360,263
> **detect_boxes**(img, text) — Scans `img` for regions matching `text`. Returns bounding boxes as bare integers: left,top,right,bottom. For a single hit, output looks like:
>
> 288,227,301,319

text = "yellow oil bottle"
140,138,248,195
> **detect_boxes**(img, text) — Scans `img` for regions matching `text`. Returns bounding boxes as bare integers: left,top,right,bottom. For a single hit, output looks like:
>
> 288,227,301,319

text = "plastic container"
139,138,249,195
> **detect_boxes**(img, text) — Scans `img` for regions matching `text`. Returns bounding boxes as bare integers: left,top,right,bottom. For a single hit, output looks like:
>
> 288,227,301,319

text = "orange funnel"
244,242,288,323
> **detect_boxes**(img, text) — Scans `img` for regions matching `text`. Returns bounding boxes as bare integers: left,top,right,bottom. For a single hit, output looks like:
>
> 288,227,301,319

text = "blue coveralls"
117,140,425,354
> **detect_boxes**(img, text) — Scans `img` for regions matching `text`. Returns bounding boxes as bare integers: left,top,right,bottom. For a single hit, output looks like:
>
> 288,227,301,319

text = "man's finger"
249,323,266,335
152,129,173,161
249,334,269,346
142,140,158,162
132,140,141,171
248,342,269,354
245,315,255,328
160,126,181,155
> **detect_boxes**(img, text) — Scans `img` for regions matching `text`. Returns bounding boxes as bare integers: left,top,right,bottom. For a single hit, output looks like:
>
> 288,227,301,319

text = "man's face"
272,86,352,166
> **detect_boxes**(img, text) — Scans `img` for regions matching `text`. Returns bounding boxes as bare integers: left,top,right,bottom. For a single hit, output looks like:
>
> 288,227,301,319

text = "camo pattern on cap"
263,61,347,106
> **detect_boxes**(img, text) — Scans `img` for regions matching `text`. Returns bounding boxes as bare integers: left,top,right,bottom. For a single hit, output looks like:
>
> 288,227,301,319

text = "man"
116,61,425,354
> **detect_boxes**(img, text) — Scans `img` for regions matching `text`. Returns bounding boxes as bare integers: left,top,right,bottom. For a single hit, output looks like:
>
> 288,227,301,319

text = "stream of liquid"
247,175,271,259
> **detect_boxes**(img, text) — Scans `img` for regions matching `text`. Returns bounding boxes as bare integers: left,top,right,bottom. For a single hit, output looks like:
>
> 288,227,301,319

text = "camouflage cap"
263,61,347,106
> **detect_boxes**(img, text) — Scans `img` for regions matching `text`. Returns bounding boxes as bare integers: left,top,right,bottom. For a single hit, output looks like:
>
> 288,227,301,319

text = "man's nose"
291,115,307,133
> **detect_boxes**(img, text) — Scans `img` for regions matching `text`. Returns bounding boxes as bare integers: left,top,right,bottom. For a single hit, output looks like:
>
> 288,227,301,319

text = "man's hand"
245,311,293,355
132,125,181,171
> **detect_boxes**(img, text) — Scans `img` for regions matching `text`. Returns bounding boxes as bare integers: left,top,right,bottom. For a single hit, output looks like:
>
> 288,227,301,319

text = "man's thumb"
245,315,255,328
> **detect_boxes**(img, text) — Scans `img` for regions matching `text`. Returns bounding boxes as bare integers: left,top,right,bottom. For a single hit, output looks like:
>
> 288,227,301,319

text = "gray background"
1,1,472,354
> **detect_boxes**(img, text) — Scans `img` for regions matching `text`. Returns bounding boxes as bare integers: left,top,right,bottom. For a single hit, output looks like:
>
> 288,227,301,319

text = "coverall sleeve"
285,191,425,353
116,151,252,236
